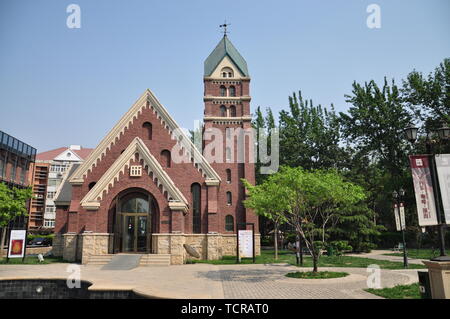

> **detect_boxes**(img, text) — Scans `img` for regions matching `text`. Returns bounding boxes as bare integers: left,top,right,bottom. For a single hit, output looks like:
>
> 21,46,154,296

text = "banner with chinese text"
409,155,439,226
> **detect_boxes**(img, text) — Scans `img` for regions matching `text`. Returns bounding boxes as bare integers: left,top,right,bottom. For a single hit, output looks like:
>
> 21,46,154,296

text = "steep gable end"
70,89,221,184
80,137,188,211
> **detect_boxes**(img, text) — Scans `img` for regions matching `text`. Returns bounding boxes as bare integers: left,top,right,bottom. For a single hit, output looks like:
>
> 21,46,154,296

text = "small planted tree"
0,183,33,257
243,166,366,272
242,178,289,260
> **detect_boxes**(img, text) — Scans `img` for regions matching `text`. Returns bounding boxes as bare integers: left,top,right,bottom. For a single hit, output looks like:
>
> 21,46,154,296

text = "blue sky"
0,0,449,152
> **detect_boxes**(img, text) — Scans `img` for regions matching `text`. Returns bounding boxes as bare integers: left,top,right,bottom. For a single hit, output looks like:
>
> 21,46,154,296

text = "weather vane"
219,20,230,36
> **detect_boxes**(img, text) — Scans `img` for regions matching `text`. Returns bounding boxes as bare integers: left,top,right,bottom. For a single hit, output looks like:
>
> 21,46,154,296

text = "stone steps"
86,254,114,265
86,254,171,266
139,254,171,266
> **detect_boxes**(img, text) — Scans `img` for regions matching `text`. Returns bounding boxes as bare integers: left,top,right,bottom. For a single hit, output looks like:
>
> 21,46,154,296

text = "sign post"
236,222,255,263
7,230,27,261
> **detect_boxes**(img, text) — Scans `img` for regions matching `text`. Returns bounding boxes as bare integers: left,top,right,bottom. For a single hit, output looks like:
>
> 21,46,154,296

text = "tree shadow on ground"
195,268,286,283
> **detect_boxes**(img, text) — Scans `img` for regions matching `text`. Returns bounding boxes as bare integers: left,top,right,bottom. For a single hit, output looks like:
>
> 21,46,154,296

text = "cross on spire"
219,20,230,36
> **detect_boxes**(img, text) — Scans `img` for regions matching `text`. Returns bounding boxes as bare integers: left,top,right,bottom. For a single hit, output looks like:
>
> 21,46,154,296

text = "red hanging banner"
409,155,439,226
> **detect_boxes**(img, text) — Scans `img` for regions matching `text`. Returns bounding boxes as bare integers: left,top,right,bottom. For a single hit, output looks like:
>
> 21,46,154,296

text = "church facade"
52,35,260,264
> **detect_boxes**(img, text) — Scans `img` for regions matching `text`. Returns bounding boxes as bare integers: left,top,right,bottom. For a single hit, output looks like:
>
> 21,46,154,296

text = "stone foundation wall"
59,232,261,265
81,233,113,264
51,234,64,257
153,233,261,264
62,233,78,262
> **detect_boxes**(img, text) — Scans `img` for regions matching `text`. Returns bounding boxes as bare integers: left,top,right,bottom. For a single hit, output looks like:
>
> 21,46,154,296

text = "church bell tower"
202,31,258,231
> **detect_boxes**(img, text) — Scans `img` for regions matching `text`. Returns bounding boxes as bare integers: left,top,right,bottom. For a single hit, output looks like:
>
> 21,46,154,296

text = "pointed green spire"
204,36,249,77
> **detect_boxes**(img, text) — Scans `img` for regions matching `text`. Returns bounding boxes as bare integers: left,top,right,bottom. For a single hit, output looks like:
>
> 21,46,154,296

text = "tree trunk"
0,227,7,258
313,254,318,273
274,224,278,260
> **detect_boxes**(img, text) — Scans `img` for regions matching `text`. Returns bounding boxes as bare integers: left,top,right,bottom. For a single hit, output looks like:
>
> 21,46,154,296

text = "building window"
45,205,56,213
229,105,236,117
191,183,201,233
226,169,231,183
220,85,227,97
0,154,4,178
229,86,236,97
88,181,97,190
225,215,234,231
19,162,26,184
130,165,142,177
220,105,227,117
221,67,233,78
48,178,60,187
226,147,231,162
161,150,171,168
44,219,55,228
226,192,232,205
143,122,152,140
47,191,56,199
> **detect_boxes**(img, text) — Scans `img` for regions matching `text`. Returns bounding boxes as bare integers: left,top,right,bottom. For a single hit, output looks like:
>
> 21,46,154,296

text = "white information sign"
8,230,27,258
394,204,401,231
238,230,253,258
399,203,406,231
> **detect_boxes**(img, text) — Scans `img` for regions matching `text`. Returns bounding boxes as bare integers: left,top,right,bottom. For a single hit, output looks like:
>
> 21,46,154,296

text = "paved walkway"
345,250,427,265
0,262,420,299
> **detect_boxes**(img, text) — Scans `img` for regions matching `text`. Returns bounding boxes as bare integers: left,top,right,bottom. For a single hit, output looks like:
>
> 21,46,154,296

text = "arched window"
229,86,236,97
191,183,201,233
225,215,234,231
220,105,227,117
161,150,171,168
226,147,231,162
226,169,231,183
229,105,236,117
226,192,232,205
142,122,152,140
121,193,149,213
221,67,234,78
220,85,227,97
88,182,96,190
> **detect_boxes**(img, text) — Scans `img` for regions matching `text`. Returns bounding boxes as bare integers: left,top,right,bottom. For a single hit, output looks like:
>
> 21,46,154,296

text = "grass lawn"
384,249,450,260
0,256,68,264
365,283,421,299
286,271,349,279
191,250,426,269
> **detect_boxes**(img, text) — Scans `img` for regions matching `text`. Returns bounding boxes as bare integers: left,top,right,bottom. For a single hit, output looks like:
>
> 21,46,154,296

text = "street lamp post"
393,189,408,268
404,122,450,261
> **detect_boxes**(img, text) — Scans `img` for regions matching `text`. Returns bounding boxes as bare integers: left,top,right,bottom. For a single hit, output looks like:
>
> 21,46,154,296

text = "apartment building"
29,145,92,231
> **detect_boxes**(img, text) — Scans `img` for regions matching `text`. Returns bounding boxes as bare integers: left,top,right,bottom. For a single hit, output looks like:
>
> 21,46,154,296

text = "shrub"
326,240,352,256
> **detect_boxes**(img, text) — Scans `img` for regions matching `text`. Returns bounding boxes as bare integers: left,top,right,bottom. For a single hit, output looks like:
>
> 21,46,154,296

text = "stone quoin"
53,34,260,264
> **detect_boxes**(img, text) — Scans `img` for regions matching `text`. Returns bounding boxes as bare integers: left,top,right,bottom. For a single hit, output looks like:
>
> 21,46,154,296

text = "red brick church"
53,34,260,264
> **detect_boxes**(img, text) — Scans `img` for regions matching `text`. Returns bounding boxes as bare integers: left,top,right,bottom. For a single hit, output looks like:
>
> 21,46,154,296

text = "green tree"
0,183,33,257
340,78,415,229
279,92,347,169
243,167,366,272
402,58,450,128
242,177,289,260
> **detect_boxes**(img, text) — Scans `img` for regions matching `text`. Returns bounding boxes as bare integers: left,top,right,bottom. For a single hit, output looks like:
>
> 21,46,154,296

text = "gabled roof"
36,147,93,161
204,35,249,77
69,89,221,184
80,137,188,211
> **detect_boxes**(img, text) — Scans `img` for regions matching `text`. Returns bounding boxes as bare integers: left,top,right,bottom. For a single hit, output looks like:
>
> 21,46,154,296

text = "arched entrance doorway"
111,189,158,253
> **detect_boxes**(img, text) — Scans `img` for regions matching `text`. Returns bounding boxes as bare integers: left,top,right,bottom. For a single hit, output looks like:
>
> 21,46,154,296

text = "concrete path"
345,250,428,265
0,262,420,299
101,254,142,271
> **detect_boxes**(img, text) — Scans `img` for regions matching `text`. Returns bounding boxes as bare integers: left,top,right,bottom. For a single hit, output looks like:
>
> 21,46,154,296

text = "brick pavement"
0,262,420,299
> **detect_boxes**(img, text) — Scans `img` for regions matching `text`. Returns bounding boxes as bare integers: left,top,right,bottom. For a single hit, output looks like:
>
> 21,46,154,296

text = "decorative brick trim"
80,137,188,210
70,89,221,184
